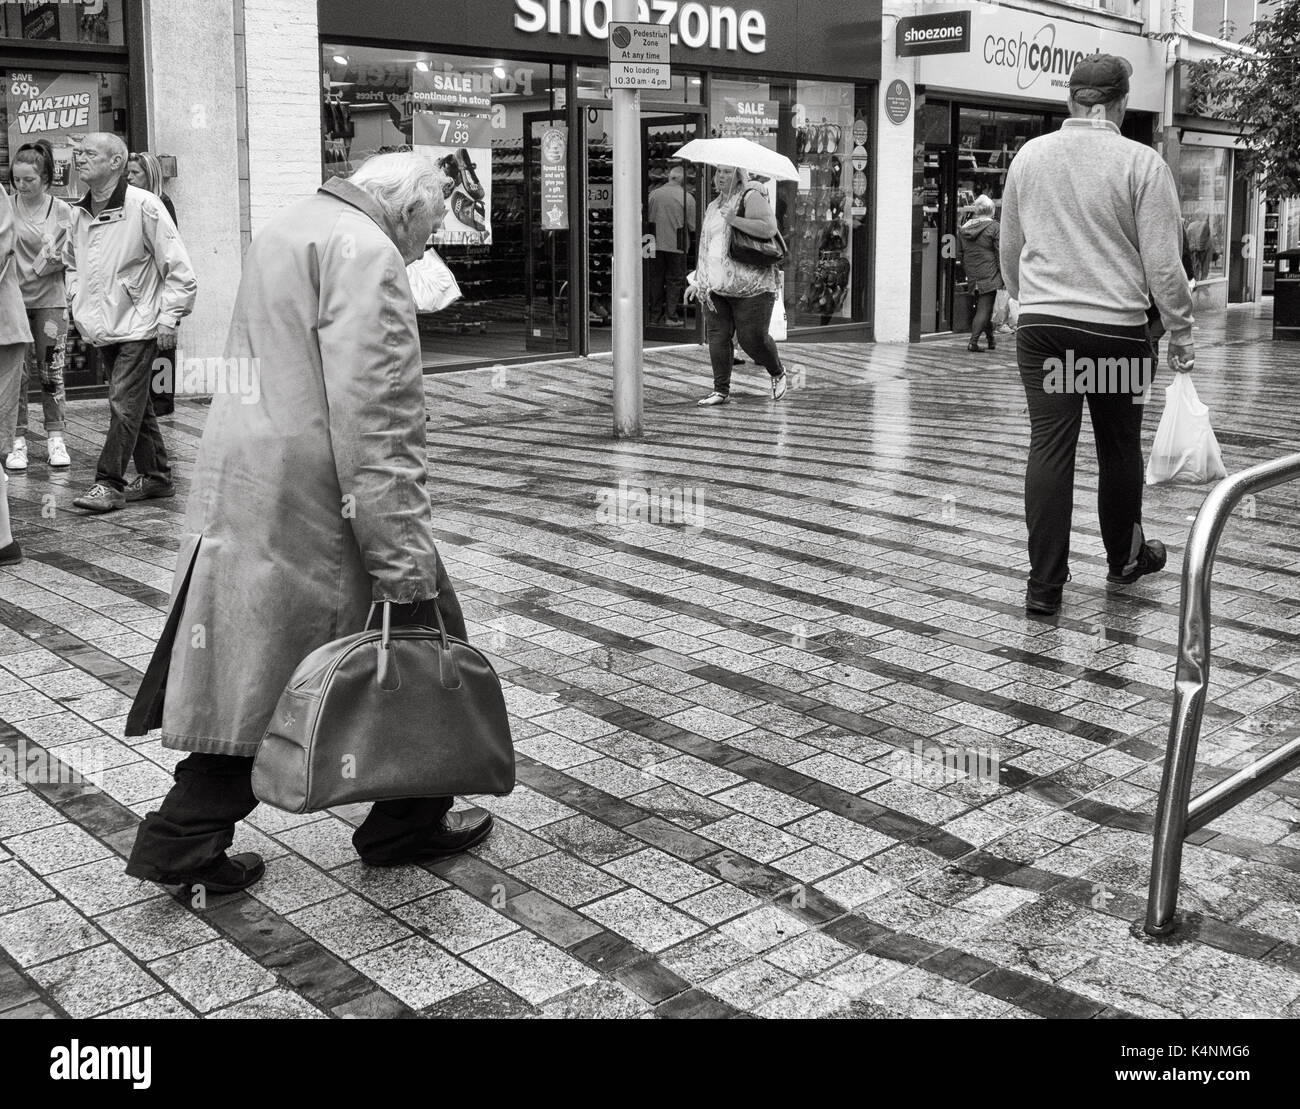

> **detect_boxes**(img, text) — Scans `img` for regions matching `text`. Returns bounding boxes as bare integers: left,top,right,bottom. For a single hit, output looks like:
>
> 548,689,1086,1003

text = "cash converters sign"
514,0,766,53
897,12,970,58
912,5,1163,112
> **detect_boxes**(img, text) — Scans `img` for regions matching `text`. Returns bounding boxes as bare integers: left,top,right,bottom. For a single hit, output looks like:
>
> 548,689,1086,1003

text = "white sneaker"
47,437,70,468
5,439,26,471
771,374,788,400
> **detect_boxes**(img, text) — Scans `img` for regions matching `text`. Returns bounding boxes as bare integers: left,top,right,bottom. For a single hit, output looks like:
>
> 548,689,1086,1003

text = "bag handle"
368,596,462,692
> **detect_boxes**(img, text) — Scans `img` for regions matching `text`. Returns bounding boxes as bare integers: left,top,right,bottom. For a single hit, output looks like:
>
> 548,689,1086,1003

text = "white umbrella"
671,137,799,182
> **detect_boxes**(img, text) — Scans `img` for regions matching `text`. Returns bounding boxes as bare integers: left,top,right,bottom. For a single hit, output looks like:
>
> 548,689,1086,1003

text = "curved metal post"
1145,452,1300,935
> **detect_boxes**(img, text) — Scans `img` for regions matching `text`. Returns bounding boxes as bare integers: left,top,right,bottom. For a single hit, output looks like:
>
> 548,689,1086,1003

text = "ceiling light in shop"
493,66,507,79
415,60,430,71
332,54,349,66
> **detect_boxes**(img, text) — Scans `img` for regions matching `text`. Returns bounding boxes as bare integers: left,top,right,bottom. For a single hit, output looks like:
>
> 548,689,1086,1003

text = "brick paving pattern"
1,302,1298,1019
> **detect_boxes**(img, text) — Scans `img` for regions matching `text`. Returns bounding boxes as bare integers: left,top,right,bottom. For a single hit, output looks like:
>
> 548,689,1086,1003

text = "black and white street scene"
1,0,1299,1064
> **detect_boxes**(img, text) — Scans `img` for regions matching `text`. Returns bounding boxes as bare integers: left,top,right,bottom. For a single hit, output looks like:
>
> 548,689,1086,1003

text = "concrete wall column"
142,0,242,362
872,4,917,343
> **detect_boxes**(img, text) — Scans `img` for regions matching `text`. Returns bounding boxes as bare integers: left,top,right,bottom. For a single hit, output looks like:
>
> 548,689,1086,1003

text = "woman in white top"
688,164,787,406
5,140,72,470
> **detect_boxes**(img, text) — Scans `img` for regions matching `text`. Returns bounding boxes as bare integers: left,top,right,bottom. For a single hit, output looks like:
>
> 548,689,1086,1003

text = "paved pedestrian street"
1,304,1298,1020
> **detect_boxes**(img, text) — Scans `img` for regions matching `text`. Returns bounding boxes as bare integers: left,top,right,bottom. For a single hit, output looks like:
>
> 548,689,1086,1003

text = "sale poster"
718,98,778,150
412,109,493,246
6,70,98,197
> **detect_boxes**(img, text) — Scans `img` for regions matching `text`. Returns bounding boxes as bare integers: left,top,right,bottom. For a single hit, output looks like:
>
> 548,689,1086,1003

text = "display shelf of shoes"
789,143,853,322
587,141,614,325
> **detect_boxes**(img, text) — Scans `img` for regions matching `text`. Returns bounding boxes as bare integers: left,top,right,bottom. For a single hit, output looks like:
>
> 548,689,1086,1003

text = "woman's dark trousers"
705,291,782,395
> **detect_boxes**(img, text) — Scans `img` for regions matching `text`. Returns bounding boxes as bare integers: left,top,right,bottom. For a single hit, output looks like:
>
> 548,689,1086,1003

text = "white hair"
83,132,128,164
972,195,995,217
349,152,443,223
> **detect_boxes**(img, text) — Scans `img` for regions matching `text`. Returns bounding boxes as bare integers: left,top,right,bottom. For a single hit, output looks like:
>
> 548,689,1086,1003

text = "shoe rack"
587,135,613,326
790,119,852,322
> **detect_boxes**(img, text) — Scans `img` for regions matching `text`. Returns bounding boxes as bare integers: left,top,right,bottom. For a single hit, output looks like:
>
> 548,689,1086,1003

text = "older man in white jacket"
64,132,196,513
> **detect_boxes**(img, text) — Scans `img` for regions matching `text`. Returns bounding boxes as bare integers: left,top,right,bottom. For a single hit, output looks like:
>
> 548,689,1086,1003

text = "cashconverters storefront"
318,0,881,369
897,5,1165,338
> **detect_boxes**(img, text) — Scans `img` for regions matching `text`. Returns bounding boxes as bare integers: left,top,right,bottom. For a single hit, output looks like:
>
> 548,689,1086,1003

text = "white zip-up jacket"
64,176,197,345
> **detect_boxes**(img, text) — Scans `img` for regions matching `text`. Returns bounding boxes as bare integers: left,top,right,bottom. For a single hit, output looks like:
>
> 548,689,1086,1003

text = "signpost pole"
611,0,643,438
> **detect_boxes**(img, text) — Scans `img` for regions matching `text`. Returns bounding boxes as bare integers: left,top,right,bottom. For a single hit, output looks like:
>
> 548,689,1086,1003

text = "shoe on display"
771,373,788,400
450,189,487,234
455,148,484,200
696,392,730,407
1107,540,1167,585
125,475,176,502
72,483,126,513
5,438,26,471
46,437,70,468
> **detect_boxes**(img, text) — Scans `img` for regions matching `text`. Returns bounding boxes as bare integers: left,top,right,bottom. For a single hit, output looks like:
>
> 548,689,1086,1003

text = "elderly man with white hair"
123,153,492,894
954,193,1003,354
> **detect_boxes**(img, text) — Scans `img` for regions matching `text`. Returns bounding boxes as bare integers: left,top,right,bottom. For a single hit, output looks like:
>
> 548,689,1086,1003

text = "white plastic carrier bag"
406,249,461,313
1146,374,1227,485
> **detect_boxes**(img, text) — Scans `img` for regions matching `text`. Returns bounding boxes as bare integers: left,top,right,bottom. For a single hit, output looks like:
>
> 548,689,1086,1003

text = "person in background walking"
690,164,787,407
127,151,178,416
955,195,1003,353
1000,55,1195,616
0,195,33,553
64,133,195,513
647,164,695,324
5,141,72,472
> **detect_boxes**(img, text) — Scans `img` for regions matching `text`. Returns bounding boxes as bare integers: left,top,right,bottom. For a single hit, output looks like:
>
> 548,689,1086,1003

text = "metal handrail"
1145,452,1300,936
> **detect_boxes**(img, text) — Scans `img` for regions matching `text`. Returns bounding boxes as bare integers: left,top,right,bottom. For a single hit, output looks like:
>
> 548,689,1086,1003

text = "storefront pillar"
873,3,916,344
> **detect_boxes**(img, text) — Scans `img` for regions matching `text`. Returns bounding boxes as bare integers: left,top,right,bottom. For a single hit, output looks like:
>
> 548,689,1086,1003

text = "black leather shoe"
154,852,265,894
0,540,20,567
1025,580,1063,615
361,808,494,867
1107,539,1167,584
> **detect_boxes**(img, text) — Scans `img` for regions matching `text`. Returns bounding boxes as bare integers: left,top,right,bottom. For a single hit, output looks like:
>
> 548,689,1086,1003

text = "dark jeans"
126,585,469,877
1016,314,1153,587
649,250,687,320
706,291,782,395
96,339,170,492
970,291,996,346
150,349,176,415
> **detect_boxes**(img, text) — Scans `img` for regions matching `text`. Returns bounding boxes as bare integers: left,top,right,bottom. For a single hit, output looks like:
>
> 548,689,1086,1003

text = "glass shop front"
318,0,881,370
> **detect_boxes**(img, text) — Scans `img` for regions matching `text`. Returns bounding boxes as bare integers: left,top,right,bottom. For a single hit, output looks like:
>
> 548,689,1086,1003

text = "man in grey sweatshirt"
1000,54,1196,616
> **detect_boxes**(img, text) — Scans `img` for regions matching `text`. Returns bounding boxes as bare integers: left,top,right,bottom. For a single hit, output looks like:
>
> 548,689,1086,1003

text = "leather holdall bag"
728,189,788,269
252,599,515,814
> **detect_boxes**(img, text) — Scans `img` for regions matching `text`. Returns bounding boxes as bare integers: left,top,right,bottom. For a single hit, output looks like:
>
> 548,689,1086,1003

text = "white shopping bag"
406,249,461,312
769,286,788,342
1146,374,1227,485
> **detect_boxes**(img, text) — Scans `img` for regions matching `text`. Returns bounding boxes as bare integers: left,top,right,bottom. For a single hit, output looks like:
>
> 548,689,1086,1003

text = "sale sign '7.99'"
414,110,494,246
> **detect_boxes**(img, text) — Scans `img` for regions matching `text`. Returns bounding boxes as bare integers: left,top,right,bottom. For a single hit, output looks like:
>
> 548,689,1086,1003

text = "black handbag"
728,189,788,269
252,599,515,813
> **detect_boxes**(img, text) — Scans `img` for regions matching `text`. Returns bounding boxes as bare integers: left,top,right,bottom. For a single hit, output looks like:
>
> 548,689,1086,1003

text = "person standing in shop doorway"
127,152,179,416
647,165,696,324
954,195,1003,354
1000,55,1194,617
64,133,195,513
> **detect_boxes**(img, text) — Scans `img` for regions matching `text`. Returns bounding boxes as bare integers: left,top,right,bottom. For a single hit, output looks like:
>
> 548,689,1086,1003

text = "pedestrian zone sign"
608,22,671,90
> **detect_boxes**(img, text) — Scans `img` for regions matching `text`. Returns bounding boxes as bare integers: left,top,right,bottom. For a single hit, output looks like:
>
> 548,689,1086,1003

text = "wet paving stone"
3,312,1300,1018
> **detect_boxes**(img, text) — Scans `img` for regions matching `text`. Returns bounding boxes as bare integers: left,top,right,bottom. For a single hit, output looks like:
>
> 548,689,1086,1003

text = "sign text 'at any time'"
514,0,767,53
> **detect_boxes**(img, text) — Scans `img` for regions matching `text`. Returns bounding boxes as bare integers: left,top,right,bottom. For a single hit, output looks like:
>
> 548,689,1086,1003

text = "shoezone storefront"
318,0,881,370
898,4,1164,338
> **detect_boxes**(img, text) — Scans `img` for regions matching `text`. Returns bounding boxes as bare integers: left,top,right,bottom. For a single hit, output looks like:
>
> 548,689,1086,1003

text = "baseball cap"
1069,54,1132,105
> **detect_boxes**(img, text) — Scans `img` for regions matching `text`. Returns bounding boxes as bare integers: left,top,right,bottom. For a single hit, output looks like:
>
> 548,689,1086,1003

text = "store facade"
894,4,1165,338
1,0,147,390
317,0,881,369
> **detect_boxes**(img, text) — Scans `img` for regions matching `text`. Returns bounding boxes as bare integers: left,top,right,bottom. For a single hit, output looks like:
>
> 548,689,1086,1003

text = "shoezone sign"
413,111,493,246
514,1,766,53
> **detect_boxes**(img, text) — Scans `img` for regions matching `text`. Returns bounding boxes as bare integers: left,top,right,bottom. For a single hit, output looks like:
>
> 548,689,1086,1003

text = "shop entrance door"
580,102,705,353
920,144,957,334
522,109,573,354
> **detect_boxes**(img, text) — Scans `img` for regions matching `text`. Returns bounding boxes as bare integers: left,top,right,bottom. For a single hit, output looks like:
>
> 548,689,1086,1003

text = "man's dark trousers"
126,572,469,878
96,339,171,492
1015,314,1154,588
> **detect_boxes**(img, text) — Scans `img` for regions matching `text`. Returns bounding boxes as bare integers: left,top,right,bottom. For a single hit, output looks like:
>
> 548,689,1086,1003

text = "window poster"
6,70,98,196
412,109,494,246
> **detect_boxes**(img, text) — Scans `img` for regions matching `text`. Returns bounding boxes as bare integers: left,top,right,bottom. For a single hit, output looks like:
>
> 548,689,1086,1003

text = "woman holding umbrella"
689,164,787,406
